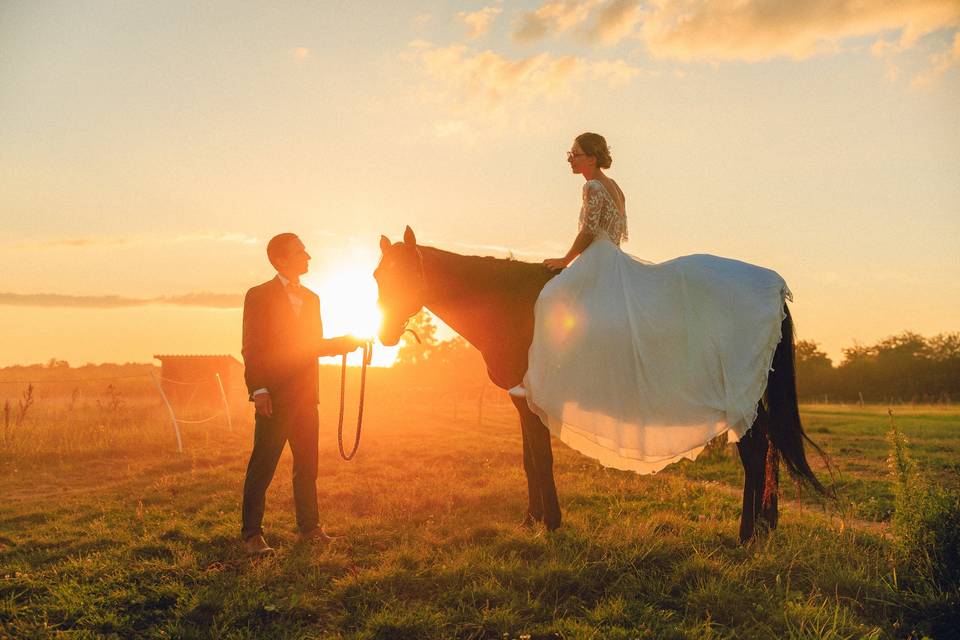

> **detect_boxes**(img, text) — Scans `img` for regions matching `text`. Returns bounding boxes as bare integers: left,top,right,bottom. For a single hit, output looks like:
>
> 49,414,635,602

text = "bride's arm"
544,228,595,270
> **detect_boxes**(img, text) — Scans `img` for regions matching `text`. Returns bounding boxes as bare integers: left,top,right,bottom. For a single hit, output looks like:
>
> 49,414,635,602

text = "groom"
240,232,363,556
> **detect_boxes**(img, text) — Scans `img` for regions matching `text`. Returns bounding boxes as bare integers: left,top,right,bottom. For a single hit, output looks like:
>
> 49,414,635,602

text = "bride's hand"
543,258,568,271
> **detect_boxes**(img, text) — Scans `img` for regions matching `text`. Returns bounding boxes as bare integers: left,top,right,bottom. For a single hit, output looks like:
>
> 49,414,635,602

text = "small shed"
153,354,246,409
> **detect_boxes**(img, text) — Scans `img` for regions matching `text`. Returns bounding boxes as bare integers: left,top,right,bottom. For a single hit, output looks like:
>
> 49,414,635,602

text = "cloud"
911,30,960,88
514,0,601,43
583,0,642,45
871,37,903,81
458,6,503,39
407,41,644,111
9,232,260,250
417,45,584,106
154,293,244,308
0,292,243,309
512,0,640,46
12,236,130,250
640,0,960,62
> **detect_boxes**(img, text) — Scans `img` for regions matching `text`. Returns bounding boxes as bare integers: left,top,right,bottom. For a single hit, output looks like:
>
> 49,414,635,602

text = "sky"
1,0,958,368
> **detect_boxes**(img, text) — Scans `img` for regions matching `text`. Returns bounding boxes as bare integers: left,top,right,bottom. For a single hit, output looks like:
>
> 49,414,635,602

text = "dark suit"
240,276,333,540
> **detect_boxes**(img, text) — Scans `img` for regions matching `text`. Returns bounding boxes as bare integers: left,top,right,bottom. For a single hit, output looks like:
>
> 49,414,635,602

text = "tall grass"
887,411,960,590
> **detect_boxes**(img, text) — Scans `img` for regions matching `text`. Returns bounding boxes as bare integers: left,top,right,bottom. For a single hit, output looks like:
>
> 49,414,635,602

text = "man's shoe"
299,525,341,543
243,534,275,556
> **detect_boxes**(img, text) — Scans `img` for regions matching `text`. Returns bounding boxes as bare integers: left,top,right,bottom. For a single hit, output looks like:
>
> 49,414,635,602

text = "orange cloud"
514,0,601,42
407,41,644,110
458,6,503,39
412,43,584,107
640,0,960,62
583,0,642,45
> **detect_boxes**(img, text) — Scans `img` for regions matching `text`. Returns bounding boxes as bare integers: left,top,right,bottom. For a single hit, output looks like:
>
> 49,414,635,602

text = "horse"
374,226,828,543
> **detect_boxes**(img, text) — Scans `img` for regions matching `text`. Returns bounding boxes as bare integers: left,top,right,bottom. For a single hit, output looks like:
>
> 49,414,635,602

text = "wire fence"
1,368,519,454
0,371,238,453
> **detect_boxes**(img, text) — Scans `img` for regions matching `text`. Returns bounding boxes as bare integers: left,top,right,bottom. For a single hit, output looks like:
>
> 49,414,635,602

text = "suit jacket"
242,276,324,407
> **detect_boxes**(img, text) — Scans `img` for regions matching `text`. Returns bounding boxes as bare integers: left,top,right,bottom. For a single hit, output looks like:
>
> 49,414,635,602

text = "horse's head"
374,226,427,346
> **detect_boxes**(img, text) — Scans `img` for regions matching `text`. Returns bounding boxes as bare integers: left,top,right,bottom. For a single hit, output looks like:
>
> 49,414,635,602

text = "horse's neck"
420,247,508,347
419,246,552,388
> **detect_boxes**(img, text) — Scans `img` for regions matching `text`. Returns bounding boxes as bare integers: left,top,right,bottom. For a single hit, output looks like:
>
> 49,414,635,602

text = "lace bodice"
579,180,628,246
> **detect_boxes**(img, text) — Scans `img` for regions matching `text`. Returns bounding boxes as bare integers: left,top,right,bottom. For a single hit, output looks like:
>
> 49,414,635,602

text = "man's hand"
253,392,273,417
337,335,366,354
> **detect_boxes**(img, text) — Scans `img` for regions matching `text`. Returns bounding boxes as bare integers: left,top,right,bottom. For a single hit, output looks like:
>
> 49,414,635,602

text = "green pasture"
1,397,957,639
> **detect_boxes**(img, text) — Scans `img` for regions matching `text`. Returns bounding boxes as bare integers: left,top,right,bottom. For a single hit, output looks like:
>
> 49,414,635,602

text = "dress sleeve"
578,182,606,236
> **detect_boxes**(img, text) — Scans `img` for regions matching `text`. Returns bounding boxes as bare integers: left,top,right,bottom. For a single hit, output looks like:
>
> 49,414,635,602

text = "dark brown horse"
375,226,828,542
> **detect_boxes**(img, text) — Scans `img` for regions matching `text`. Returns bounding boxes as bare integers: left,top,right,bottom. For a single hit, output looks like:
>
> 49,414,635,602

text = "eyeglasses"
566,151,587,161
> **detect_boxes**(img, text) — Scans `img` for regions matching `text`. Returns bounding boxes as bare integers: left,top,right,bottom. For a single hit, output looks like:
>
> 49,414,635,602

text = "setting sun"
307,252,399,367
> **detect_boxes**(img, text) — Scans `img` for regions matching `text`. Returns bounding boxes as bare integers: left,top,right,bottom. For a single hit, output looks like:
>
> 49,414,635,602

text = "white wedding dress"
523,179,792,474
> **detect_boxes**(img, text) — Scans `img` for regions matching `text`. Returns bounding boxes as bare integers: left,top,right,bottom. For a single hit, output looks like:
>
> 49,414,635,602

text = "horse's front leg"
510,395,562,530
512,397,543,525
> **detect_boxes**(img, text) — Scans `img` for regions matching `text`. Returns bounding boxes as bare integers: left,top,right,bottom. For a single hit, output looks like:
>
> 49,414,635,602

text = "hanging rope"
337,340,373,461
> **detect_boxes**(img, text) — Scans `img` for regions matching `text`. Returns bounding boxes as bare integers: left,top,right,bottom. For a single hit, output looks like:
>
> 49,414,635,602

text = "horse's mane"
417,245,553,298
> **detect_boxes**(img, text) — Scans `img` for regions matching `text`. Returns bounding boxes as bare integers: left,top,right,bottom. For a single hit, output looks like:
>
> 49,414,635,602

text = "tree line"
795,331,960,403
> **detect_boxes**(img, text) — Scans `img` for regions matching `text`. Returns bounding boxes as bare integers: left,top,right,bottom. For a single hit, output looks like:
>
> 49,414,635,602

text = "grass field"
1,379,958,639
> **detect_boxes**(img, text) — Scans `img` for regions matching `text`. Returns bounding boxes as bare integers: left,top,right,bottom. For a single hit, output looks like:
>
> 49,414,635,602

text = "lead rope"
337,340,373,460
337,328,419,460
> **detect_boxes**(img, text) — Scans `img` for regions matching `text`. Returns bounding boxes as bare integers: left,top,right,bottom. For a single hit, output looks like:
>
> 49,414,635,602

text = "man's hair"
266,233,300,268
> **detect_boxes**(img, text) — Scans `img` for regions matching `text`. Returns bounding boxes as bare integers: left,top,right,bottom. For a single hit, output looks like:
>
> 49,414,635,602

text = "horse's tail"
765,306,831,497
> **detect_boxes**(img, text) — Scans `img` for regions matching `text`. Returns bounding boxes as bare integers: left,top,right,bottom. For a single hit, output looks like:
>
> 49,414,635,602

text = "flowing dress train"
523,180,791,474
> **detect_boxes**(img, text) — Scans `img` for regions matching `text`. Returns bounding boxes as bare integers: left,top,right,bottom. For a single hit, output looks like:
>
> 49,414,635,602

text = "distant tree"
926,333,960,400
926,333,960,361
395,310,439,367
795,340,832,368
794,340,834,399
875,332,930,399
841,342,877,365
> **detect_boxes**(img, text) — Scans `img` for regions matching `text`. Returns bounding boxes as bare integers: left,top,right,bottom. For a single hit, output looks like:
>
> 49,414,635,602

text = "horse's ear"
403,226,416,246
379,235,391,253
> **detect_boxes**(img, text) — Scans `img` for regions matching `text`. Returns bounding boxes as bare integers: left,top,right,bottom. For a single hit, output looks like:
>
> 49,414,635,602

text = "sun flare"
306,257,399,367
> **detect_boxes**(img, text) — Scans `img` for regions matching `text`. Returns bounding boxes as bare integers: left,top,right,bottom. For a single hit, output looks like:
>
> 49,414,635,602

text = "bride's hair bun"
576,132,612,169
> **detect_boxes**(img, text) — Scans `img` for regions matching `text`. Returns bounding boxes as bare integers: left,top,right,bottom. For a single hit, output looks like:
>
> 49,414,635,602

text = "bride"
524,132,792,474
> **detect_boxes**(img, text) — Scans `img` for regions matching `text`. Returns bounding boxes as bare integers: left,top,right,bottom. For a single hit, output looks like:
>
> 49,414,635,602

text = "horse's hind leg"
757,406,780,530
737,424,765,543
511,395,561,530
737,406,779,543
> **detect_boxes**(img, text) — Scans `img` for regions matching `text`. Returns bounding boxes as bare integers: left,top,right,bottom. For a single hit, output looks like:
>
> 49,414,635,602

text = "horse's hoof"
520,512,542,528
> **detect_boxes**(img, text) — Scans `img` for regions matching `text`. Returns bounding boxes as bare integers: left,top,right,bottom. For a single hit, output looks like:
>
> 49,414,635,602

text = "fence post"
215,373,232,432
151,370,182,453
